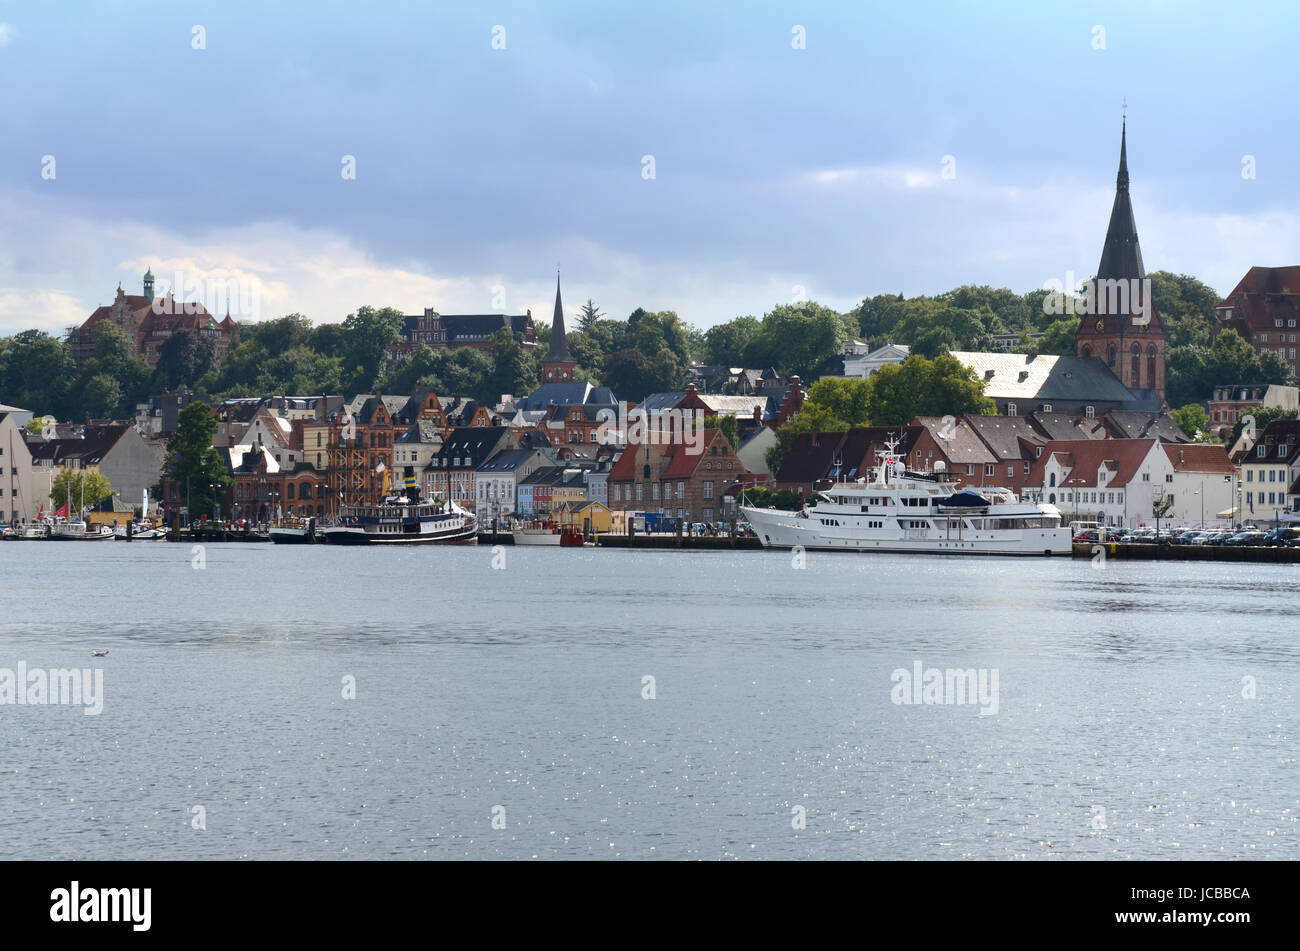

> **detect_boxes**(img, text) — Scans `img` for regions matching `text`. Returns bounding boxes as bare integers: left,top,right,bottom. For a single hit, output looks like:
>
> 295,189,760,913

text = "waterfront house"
27,422,158,516
472,447,552,522
608,428,751,524
1235,419,1300,522
0,408,37,523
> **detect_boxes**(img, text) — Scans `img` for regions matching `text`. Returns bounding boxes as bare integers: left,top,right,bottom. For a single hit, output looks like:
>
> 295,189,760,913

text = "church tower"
541,272,577,383
1075,115,1166,400
143,267,155,303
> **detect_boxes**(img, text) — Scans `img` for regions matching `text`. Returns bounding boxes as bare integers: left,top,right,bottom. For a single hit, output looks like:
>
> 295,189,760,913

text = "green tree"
81,373,124,419
744,301,850,379
1148,271,1218,349
341,305,406,392
575,299,605,333
864,354,995,425
1170,403,1210,438
702,414,739,448
51,468,114,511
161,402,231,518
704,315,761,366
488,327,539,399
1229,406,1299,445
804,376,872,426
0,330,75,417
764,402,852,473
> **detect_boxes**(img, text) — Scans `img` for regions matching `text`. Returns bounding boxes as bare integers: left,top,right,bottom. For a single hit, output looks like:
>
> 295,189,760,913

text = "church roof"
1097,121,1145,284
543,274,574,364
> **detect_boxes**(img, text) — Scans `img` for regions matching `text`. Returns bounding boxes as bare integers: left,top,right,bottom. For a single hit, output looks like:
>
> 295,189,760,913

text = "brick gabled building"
69,270,235,370
608,429,749,524
1215,266,1300,376
383,313,538,370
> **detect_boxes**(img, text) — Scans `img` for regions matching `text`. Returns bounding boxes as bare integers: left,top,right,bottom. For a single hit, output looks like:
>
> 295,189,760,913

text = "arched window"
1108,344,1117,368
1147,345,1157,385
1131,344,1141,384
1049,473,1056,487
1081,344,1093,359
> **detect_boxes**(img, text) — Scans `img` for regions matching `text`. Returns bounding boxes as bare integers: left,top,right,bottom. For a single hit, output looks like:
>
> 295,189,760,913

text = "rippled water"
0,542,1296,859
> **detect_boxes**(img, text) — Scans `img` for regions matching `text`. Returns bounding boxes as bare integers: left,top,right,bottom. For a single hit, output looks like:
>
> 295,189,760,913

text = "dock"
1073,542,1300,563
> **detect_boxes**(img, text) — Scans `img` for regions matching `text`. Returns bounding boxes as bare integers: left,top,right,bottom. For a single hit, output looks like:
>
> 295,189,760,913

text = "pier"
1073,542,1300,563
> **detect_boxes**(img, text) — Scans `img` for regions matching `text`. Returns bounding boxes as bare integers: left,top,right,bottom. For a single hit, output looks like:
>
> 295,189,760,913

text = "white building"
1026,438,1235,529
842,342,910,379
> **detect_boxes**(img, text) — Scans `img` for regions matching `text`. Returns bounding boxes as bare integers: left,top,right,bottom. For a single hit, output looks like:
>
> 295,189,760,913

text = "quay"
1073,542,1300,563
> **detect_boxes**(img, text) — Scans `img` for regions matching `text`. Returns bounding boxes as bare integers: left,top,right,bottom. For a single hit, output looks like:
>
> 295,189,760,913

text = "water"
0,542,1296,860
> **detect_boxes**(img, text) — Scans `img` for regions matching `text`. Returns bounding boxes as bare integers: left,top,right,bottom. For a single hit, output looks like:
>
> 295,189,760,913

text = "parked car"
1262,527,1300,547
1073,530,1099,544
1225,531,1268,546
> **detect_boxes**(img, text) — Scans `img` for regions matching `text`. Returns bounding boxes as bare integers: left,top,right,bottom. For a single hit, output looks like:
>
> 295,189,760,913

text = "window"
1049,473,1056,487
1042,404,1053,413
1007,403,1017,416
1085,405,1096,418
1024,462,1031,474
1142,473,1150,482
1261,333,1269,343
1007,465,1014,478
677,481,684,498
1247,469,1254,482
985,464,995,476
703,508,713,521
703,481,714,499
966,464,974,476
652,483,658,500
1165,473,1173,483
635,484,643,501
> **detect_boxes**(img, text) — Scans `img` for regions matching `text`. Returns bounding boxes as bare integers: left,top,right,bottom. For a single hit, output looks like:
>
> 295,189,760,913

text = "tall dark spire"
1096,117,1144,283
544,270,573,363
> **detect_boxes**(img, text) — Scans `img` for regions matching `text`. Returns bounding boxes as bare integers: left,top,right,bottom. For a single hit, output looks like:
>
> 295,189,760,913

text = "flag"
54,502,69,518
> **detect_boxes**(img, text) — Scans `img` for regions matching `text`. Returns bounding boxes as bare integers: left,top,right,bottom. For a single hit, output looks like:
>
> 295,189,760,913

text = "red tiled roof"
1161,443,1235,474
1028,438,1157,488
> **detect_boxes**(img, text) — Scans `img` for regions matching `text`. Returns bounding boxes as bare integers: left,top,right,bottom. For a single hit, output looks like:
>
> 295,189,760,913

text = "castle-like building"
69,269,236,370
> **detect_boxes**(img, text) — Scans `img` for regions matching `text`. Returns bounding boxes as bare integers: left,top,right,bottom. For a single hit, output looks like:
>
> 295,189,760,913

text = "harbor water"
0,542,1295,859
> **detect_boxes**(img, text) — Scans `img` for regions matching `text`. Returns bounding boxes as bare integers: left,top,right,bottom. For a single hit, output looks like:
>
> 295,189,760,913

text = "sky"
2,0,1299,338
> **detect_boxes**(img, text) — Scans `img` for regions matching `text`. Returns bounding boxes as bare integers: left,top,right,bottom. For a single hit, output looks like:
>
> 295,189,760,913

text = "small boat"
48,518,115,541
113,520,167,540
559,527,586,547
269,516,320,544
11,522,51,540
511,520,563,546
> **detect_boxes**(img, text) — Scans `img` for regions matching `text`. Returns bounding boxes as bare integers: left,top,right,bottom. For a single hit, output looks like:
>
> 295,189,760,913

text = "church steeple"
541,270,577,382
1075,111,1165,401
1096,116,1144,284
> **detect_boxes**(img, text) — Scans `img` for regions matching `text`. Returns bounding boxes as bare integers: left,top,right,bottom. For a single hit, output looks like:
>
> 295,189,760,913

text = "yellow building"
558,500,613,535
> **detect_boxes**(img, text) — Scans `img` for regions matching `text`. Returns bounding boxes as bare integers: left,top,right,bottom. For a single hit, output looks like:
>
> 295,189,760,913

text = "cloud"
0,23,13,46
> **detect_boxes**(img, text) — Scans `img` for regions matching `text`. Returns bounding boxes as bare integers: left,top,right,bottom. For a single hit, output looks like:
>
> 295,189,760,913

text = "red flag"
54,502,69,518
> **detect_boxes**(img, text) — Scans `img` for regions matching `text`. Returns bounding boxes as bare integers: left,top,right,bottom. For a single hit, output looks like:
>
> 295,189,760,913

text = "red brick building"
69,270,235,370
1216,266,1300,376
608,429,749,523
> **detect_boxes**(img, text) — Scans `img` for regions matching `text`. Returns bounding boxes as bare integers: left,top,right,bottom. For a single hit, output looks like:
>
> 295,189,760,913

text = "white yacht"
741,437,1071,556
